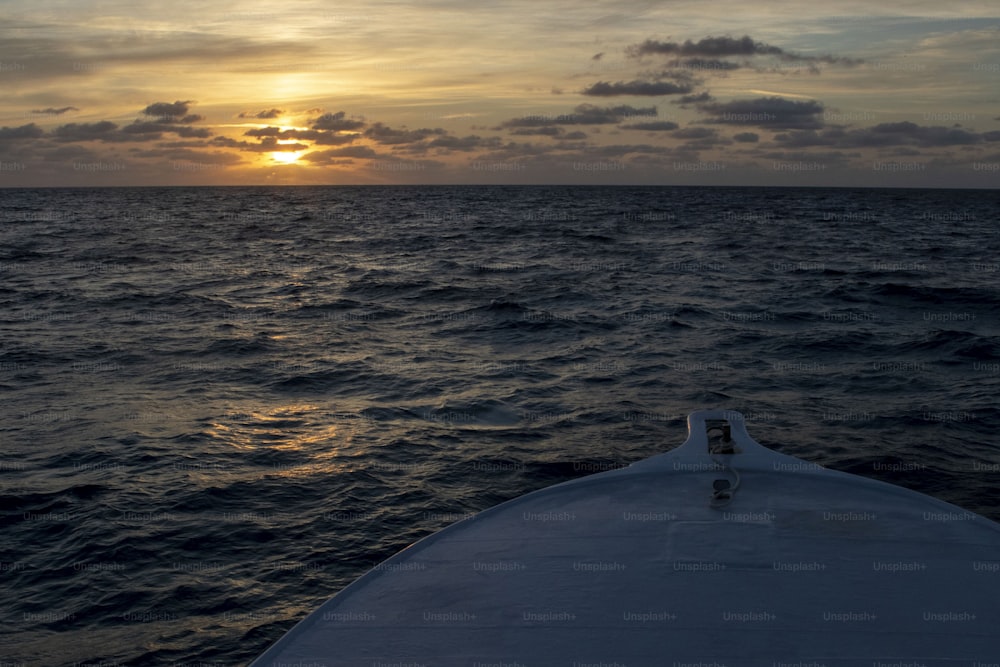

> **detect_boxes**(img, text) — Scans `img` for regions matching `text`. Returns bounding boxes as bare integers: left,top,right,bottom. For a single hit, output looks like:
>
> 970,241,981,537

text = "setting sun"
271,150,304,164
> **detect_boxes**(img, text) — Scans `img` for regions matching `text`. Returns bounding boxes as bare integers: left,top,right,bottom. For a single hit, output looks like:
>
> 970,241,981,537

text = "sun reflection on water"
207,402,355,478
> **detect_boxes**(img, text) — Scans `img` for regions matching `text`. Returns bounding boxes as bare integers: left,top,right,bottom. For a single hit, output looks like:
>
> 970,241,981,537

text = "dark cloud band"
627,35,861,66
582,80,694,96
698,96,825,129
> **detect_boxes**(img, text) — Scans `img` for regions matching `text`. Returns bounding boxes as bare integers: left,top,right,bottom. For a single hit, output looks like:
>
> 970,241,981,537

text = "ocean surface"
1,185,999,666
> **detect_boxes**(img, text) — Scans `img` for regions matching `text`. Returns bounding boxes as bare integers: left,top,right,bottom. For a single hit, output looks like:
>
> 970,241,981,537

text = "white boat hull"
251,410,1000,666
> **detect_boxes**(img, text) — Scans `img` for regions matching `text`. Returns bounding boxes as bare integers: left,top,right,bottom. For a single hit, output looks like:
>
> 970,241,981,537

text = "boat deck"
251,410,1000,666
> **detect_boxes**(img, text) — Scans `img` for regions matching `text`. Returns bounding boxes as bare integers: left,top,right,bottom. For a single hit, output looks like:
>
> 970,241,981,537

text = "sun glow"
268,134,309,165
271,150,304,164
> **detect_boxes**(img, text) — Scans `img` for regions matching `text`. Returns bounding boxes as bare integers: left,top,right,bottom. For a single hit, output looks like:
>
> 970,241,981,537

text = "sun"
270,136,307,165
271,150,303,165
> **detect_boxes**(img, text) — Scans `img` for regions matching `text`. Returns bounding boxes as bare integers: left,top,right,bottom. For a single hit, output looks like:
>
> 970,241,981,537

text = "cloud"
239,108,284,119
206,136,246,149
2,102,217,155
756,150,855,165
364,122,447,144
580,66,699,99
672,126,728,149
31,106,79,115
303,148,443,171
619,121,679,131
120,121,212,139
207,135,306,153
698,96,825,129
303,145,379,162
589,143,674,157
331,145,379,158
244,126,359,145
508,126,566,136
143,100,193,119
552,140,590,151
312,111,366,131
44,101,208,141
118,122,168,139
238,137,307,152
667,58,742,72
424,134,502,152
472,140,673,172
0,123,45,140
381,132,506,155
673,127,718,139
626,35,861,65
673,91,715,106
649,69,701,83
774,122,1000,148
500,103,657,128
628,35,782,58
173,125,212,138
475,140,573,161
311,132,361,146
39,144,100,163
733,132,759,142
582,80,694,96
52,121,119,141
130,147,244,165
244,127,285,137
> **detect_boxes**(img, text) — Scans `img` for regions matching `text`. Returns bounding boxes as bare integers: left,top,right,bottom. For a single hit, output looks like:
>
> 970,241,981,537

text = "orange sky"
1,1,999,186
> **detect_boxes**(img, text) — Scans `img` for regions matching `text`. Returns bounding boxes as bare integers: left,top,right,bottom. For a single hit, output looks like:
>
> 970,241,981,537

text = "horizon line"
2,183,998,190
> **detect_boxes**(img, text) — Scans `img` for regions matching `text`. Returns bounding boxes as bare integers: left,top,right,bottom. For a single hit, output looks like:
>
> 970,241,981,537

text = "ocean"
1,185,999,666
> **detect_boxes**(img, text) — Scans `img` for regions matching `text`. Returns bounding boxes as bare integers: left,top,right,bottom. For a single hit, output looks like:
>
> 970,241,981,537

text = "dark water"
1,185,999,666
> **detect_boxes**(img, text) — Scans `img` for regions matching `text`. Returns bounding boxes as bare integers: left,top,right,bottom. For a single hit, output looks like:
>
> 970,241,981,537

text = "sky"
1,0,999,187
